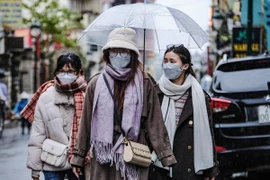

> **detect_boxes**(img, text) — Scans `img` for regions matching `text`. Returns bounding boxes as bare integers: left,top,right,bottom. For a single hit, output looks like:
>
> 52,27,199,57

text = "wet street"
1,121,270,180
0,121,44,180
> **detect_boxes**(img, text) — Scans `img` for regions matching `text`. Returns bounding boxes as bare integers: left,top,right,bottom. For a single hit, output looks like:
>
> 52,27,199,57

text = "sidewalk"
0,122,45,180
4,119,19,129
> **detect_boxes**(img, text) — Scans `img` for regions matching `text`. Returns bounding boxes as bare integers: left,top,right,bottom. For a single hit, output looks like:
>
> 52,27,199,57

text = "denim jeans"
43,169,79,180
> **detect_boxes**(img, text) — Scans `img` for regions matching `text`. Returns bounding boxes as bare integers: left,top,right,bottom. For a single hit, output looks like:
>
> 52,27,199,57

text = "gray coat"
70,73,177,180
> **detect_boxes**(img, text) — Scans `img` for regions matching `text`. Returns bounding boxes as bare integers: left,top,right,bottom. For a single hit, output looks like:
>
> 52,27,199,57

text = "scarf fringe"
113,153,138,180
92,140,138,180
91,140,113,164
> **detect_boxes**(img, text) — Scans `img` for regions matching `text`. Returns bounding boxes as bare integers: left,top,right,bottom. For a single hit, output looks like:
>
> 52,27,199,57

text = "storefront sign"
0,0,22,30
232,27,261,58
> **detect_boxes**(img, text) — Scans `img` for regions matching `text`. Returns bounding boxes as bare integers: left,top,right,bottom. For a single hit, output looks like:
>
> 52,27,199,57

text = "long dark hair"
54,52,83,76
103,49,141,112
164,44,196,78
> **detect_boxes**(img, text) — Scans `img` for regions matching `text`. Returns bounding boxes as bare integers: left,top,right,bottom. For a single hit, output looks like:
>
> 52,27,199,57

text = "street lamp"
226,10,234,34
30,19,41,92
212,9,224,64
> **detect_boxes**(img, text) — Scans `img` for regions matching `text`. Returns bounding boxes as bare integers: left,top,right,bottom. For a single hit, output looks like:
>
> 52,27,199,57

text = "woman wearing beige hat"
70,27,177,180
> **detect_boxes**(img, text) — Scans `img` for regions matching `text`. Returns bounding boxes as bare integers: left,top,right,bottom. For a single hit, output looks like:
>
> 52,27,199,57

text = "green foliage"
22,0,86,79
22,0,83,50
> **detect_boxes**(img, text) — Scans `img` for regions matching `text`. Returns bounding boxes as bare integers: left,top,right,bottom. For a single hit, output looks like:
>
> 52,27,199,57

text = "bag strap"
102,74,126,137
43,119,49,138
87,72,101,84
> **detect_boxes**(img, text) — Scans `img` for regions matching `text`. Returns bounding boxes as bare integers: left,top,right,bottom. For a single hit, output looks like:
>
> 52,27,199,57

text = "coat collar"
54,90,74,105
156,84,193,127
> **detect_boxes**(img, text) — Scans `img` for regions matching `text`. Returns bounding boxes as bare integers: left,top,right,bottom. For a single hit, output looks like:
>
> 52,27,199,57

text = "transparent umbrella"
80,2,209,64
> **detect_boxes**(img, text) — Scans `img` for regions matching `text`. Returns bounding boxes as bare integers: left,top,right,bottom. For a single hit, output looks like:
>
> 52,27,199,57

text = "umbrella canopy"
80,3,209,52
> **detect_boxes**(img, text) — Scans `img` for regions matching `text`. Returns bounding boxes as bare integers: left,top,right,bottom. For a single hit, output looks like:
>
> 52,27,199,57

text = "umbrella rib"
124,4,136,27
143,4,146,28
167,7,206,48
150,5,173,20
185,29,202,49
154,29,161,53
78,30,87,41
148,7,161,52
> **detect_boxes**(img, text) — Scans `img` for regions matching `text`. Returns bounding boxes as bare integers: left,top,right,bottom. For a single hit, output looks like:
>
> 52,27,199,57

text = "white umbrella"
80,2,209,65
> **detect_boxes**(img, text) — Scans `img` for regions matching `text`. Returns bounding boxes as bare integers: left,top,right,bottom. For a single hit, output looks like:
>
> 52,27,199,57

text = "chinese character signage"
0,0,22,30
232,27,261,58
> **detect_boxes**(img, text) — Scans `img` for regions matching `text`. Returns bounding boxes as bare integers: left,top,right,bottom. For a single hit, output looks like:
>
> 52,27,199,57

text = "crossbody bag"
40,119,69,168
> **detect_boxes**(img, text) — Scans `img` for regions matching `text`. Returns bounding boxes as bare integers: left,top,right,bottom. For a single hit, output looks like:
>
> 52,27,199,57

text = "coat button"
187,145,192,150
187,168,191,173
189,120,193,125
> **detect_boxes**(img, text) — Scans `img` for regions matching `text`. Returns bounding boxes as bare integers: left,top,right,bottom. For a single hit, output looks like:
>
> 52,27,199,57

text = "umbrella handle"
143,28,146,73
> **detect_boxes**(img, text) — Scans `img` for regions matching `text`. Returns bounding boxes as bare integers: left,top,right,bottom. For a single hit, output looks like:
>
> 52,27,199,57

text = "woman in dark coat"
149,44,219,180
70,27,177,180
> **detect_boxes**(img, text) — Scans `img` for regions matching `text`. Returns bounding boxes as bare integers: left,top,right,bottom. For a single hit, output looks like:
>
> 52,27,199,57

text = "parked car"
209,54,270,179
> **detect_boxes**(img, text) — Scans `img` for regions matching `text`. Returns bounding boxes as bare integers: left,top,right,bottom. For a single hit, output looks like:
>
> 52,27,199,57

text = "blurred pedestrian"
149,44,219,180
200,74,213,94
0,68,9,119
12,91,31,135
22,52,89,180
70,27,177,180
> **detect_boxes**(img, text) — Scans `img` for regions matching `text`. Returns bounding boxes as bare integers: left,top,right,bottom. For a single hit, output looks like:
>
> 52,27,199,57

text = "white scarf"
152,74,213,174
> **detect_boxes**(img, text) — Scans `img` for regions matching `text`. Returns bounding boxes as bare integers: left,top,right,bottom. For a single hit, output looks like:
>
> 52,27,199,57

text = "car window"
213,59,270,92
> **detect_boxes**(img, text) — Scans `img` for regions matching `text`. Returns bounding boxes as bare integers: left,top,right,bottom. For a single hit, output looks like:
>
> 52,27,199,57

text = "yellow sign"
0,0,22,30
233,43,260,58
233,43,260,52
232,27,261,57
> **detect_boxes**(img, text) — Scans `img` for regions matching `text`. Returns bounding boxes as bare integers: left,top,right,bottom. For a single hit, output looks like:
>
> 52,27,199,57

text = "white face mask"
57,73,77,85
162,63,183,80
109,54,131,69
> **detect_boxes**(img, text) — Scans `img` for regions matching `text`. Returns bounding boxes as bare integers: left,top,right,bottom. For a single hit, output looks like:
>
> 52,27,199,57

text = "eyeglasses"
108,49,130,58
57,69,77,76
166,44,183,50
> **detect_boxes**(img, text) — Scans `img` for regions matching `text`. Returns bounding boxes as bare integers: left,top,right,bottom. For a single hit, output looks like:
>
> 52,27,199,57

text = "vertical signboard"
0,0,22,30
232,27,261,58
0,13,4,54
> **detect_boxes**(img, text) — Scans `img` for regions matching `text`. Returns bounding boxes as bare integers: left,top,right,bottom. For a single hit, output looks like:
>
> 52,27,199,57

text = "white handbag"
41,139,69,167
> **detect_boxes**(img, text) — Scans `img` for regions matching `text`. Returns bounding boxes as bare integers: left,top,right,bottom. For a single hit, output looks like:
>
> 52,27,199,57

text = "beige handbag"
122,137,152,167
41,139,69,167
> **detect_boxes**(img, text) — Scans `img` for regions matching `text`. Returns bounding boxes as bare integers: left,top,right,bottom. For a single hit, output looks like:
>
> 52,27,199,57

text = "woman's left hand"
204,177,215,180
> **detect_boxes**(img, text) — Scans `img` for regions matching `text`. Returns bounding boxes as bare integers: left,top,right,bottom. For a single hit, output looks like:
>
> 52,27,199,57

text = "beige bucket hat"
102,27,140,56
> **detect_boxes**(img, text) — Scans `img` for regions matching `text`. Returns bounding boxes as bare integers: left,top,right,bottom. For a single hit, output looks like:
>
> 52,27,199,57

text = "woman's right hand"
72,166,82,179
